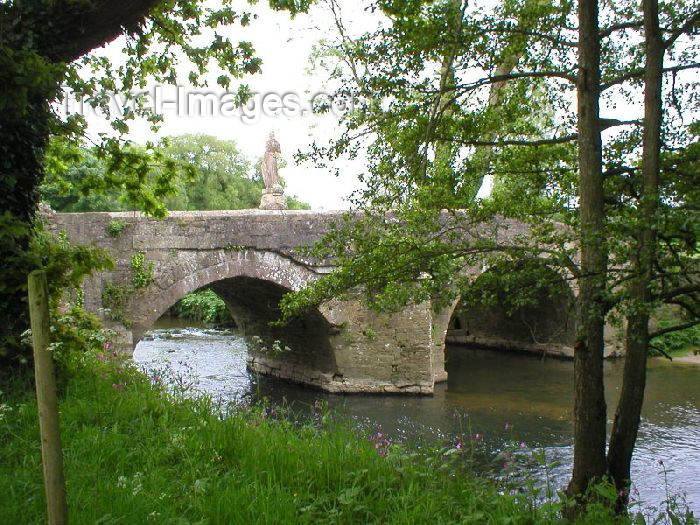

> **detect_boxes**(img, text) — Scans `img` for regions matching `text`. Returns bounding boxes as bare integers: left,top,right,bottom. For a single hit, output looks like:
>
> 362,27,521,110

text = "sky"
76,2,381,210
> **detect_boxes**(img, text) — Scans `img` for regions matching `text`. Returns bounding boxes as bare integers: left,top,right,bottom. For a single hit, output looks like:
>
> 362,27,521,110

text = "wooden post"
28,270,68,525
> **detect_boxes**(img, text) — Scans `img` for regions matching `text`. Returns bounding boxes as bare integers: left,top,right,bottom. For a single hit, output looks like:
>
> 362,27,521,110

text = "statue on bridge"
259,132,287,210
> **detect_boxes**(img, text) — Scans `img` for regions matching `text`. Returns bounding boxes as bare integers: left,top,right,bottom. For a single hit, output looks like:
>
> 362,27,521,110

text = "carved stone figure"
262,133,282,192
259,132,287,210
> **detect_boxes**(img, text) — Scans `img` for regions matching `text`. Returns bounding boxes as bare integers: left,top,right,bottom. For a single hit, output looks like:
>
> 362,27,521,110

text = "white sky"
75,1,674,210
78,2,381,210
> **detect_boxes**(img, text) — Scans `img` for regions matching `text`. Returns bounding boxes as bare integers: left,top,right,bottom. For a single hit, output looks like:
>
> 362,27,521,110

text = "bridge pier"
46,209,621,396
48,210,444,394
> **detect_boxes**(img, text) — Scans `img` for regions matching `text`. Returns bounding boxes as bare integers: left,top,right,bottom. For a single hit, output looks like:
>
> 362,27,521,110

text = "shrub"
106,220,128,238
168,289,232,325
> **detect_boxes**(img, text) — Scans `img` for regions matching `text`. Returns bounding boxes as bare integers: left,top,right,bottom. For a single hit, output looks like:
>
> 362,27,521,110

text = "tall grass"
0,351,686,524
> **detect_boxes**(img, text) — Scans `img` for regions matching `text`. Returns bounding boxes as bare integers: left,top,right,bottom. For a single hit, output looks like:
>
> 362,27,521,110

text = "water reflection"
134,324,700,512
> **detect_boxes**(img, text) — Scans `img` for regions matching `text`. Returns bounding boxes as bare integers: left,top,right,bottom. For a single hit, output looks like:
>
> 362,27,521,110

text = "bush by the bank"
167,288,233,325
0,352,690,524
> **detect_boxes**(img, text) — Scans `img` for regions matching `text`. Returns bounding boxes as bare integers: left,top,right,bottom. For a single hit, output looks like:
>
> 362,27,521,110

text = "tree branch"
656,284,700,301
649,319,700,340
474,26,578,47
664,8,700,49
447,134,578,147
17,0,164,63
599,20,643,39
602,63,700,91
453,70,577,93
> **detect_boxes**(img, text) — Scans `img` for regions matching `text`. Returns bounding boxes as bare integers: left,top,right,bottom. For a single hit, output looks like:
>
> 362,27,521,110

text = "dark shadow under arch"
445,261,576,357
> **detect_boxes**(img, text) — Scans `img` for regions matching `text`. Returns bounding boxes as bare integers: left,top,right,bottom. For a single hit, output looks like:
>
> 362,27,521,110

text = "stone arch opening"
209,276,336,375
445,260,576,358
124,250,337,381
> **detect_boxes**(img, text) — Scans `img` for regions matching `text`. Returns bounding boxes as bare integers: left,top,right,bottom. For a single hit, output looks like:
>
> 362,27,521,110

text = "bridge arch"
433,259,577,376
126,249,340,383
130,249,325,345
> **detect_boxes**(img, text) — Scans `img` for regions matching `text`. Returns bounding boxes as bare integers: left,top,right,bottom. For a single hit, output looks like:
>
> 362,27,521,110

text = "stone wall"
48,210,440,394
46,208,619,394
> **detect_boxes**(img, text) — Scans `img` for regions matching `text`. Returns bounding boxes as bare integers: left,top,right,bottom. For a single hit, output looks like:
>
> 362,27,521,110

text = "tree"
40,134,310,212
283,0,700,505
0,1,307,358
160,135,261,210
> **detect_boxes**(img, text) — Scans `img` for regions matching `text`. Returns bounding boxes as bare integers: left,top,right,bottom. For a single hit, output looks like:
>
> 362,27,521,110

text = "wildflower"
104,341,113,351
519,442,527,449
474,432,482,441
455,441,463,449
0,403,11,422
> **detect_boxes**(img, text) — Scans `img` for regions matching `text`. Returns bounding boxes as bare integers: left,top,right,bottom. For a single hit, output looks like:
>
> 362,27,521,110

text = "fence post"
28,270,68,525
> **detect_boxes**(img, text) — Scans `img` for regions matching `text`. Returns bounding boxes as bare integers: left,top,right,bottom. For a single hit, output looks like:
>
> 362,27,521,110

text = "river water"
133,322,700,513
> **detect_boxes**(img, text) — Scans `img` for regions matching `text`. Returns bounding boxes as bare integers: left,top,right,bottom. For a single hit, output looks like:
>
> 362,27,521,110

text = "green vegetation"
2,349,682,525
652,323,700,358
286,0,700,502
100,252,155,326
130,251,154,289
106,220,128,238
168,289,233,325
40,134,310,214
101,284,132,328
0,223,112,364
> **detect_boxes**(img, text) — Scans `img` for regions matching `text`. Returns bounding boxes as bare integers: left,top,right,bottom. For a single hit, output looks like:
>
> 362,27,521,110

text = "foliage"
40,138,183,216
0,220,113,364
160,134,263,211
0,350,670,525
130,251,154,289
651,323,700,357
101,251,157,326
106,220,128,238
283,0,700,502
1,0,311,362
101,284,133,328
41,134,311,212
287,195,313,210
290,0,698,330
44,306,115,386
168,289,233,325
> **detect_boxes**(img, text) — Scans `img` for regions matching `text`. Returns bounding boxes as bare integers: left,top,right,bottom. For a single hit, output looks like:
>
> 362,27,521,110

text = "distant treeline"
40,134,310,213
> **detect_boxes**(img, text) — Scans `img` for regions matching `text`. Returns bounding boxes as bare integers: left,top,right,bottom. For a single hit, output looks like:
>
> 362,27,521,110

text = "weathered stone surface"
46,209,617,395
48,210,441,394
259,190,287,210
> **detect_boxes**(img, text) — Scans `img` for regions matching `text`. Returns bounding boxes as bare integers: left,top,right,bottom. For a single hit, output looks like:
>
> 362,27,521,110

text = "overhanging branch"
649,319,700,340
602,63,700,91
9,0,164,63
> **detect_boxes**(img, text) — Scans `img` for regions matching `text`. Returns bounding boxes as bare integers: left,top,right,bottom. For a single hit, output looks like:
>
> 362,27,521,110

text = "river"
133,321,700,513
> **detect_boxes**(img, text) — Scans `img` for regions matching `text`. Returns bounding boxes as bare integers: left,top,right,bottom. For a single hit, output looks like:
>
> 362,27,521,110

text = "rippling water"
134,324,700,513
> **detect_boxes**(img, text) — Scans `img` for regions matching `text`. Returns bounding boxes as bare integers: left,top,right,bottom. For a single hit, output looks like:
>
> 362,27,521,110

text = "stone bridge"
47,209,620,395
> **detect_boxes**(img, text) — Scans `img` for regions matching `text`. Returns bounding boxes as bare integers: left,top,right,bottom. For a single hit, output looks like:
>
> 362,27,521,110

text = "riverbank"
0,352,690,524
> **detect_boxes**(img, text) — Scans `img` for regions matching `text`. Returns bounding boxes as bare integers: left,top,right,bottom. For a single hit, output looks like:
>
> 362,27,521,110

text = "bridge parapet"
48,210,438,394
46,209,622,395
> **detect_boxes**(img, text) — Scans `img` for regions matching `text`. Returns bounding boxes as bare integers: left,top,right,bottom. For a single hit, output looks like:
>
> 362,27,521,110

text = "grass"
651,321,700,359
0,351,691,524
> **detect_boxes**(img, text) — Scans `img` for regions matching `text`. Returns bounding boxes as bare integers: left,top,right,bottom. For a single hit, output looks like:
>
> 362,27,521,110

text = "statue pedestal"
259,189,287,210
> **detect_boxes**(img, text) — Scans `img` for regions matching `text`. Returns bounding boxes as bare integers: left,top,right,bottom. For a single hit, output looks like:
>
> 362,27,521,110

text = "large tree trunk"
0,0,160,360
567,0,608,498
0,70,54,355
607,0,663,501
